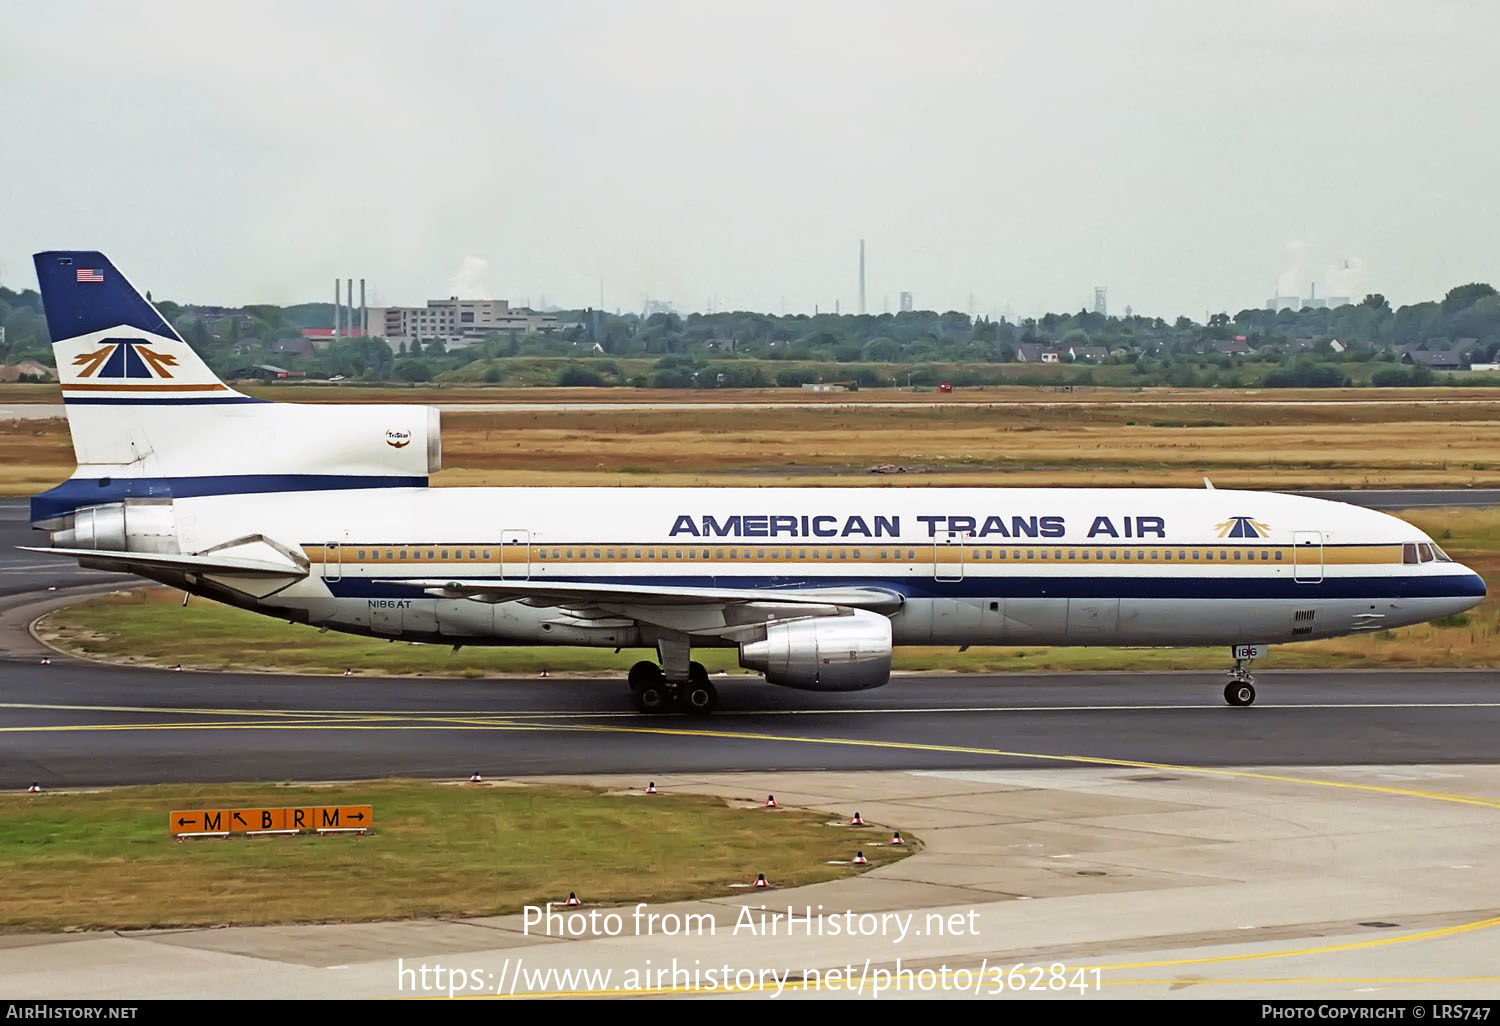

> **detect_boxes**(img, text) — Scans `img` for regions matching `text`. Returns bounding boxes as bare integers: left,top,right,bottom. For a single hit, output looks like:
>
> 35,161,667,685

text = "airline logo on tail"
72,338,179,379
35,250,247,404
1215,516,1271,539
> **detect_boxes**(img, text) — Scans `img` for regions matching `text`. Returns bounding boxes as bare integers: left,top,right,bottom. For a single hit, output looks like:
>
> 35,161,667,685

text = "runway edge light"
763,794,777,809
646,781,657,794
853,851,868,865
890,830,904,846
565,892,581,906
850,811,865,826
753,873,771,888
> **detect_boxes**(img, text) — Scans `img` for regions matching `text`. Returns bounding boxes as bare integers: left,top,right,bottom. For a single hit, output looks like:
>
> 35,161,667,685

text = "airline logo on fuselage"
72,338,178,379
386,429,412,449
668,513,1168,539
1215,516,1270,539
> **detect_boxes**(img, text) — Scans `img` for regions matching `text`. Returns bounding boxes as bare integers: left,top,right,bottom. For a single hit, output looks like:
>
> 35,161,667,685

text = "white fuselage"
156,484,1483,651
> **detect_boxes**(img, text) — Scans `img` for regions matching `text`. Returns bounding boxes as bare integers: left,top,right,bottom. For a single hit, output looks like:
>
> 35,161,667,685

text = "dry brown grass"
7,388,1500,493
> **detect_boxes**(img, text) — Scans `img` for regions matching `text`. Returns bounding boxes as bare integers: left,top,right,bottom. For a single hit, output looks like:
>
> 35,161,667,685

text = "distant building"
899,291,913,313
1015,344,1061,363
1213,339,1253,356
1401,349,1464,370
800,383,847,393
0,359,56,382
271,337,317,359
1266,295,1300,311
230,364,305,381
366,298,561,351
301,327,362,347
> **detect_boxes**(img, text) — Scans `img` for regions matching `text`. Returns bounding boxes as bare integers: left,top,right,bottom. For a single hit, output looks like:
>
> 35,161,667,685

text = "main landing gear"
627,659,718,716
1223,650,1257,707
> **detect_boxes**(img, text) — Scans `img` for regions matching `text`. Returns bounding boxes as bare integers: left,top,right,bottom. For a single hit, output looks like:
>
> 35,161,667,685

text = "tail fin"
31,251,437,527
33,251,248,405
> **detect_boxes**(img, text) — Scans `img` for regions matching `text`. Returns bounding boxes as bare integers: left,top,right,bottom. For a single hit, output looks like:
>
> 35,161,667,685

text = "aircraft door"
323,542,342,583
501,530,531,580
1293,531,1323,584
934,530,966,582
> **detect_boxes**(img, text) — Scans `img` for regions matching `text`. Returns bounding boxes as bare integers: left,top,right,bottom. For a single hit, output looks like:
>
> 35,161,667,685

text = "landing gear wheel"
627,660,664,692
681,664,718,716
1223,681,1256,707
633,681,669,714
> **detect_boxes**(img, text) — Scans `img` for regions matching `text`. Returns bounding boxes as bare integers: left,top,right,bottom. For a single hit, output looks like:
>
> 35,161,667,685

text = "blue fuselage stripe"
324,573,1485,602
30,475,429,522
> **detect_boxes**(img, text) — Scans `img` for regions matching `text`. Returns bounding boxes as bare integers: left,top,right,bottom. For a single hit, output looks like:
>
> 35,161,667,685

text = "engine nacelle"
49,500,178,554
739,610,893,692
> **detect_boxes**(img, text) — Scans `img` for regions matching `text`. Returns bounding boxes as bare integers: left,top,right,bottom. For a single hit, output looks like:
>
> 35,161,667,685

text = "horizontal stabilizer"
20,546,308,579
392,578,905,611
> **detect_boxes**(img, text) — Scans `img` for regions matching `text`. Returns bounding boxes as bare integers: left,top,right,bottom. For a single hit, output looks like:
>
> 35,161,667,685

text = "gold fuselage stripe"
302,542,1406,568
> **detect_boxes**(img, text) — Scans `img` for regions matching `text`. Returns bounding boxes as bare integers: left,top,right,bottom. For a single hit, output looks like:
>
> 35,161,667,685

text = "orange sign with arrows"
169,805,372,836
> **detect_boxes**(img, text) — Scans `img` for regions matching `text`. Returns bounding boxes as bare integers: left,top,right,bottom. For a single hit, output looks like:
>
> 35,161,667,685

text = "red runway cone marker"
27,782,41,793
852,851,869,865
342,668,354,677
850,811,865,826
646,781,658,794
39,657,50,666
539,669,550,678
565,892,581,906
753,873,771,888
763,794,777,808
469,772,483,783
890,831,905,846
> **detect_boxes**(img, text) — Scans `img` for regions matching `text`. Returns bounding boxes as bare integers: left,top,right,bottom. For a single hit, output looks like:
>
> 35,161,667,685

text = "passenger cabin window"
1403,543,1419,565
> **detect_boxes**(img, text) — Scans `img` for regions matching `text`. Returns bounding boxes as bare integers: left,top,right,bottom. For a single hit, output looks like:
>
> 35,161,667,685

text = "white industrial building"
367,298,562,350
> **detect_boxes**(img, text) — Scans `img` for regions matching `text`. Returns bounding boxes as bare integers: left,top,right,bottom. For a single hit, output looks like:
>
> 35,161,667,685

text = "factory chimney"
859,239,866,316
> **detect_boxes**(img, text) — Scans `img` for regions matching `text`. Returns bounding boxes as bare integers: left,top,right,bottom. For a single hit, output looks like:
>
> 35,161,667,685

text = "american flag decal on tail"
76,268,103,283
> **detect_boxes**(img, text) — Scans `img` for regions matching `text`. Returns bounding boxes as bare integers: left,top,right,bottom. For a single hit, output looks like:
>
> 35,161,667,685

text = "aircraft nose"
1458,566,1487,606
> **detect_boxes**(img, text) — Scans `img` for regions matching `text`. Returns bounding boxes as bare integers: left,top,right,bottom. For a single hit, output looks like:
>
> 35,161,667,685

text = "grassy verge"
0,780,909,933
11,387,1500,495
36,508,1498,675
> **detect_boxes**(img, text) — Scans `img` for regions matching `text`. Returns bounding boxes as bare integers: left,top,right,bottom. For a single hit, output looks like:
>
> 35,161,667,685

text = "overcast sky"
3,1,1497,319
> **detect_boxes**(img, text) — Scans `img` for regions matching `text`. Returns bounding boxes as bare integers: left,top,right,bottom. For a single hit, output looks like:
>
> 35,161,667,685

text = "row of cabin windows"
348,546,1290,563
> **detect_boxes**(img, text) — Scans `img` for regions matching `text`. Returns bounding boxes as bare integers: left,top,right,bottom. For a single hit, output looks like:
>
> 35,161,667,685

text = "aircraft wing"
395,577,904,612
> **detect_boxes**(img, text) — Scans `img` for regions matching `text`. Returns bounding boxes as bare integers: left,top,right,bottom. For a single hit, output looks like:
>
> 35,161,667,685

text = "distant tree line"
3,280,1498,388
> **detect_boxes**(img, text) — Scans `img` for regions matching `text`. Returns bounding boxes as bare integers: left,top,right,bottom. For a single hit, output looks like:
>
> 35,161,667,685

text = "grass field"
8,386,1500,493
38,507,1498,676
0,780,908,932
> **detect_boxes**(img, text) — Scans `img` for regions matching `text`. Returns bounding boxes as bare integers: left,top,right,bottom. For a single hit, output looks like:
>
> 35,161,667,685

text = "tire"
682,679,718,717
1223,682,1256,707
633,682,669,714
628,660,663,692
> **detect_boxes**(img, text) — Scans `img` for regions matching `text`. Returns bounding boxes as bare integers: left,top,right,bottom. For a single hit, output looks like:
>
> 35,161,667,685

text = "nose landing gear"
1223,646,1260,707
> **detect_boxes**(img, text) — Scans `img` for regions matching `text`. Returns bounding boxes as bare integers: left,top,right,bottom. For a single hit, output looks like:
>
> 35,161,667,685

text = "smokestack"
346,279,354,338
333,278,341,339
859,239,866,316
359,278,366,336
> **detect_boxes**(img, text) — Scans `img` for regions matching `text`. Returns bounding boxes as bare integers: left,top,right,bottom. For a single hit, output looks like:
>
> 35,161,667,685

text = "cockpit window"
1432,544,1453,562
1402,543,1418,565
1417,543,1434,563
